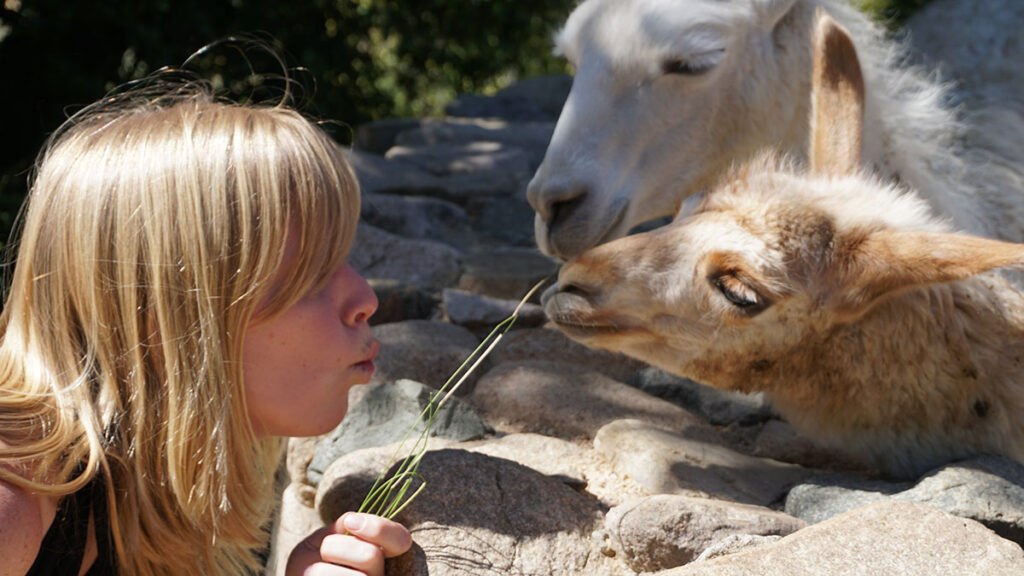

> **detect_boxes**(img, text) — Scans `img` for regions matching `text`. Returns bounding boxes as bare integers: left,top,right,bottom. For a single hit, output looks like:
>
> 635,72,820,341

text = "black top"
27,475,116,576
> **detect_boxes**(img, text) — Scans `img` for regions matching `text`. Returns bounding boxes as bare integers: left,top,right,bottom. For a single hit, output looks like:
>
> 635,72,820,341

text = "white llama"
527,0,1024,261
542,12,1024,478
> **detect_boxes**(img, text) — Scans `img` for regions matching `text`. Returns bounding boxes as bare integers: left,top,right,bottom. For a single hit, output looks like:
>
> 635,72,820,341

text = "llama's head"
542,12,1024,390
528,0,816,261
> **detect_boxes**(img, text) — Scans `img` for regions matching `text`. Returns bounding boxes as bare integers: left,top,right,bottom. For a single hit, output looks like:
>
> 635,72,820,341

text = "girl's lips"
353,338,380,372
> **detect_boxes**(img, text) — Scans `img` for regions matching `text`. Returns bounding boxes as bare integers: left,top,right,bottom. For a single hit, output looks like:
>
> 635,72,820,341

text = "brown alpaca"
543,13,1024,478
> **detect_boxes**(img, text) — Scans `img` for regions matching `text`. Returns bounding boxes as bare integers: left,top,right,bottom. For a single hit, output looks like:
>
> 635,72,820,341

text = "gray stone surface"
307,379,488,485
629,366,774,426
605,495,806,572
654,502,1024,576
693,534,782,563
350,223,462,288
394,118,554,170
360,192,472,248
595,419,813,507
442,289,547,333
457,246,558,301
369,320,486,393
489,327,645,384
317,447,624,576
368,279,439,326
786,455,1024,546
471,361,708,441
386,141,531,179
346,148,445,196
353,118,423,155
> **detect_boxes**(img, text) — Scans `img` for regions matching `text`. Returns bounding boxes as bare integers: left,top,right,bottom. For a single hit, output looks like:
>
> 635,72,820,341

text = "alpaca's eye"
712,275,769,315
662,50,725,76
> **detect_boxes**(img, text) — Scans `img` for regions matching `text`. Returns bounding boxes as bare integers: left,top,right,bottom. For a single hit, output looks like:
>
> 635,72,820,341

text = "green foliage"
0,0,576,246
856,0,932,27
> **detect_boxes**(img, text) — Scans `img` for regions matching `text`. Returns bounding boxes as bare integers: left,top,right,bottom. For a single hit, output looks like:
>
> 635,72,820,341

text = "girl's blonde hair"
0,77,359,574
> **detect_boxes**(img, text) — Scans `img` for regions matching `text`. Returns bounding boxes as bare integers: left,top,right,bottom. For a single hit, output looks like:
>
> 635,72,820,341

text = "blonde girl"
0,76,411,575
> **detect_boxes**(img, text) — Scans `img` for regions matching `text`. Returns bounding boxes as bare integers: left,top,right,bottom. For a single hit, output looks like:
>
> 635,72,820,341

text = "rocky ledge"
266,8,1024,574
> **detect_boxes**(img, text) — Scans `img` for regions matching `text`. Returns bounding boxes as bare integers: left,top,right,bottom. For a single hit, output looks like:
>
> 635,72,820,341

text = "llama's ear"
825,230,1024,318
809,10,865,176
753,0,799,30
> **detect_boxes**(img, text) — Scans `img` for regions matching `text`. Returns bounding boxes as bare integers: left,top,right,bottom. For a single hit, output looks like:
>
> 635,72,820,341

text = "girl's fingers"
319,533,384,576
334,512,413,558
301,563,366,576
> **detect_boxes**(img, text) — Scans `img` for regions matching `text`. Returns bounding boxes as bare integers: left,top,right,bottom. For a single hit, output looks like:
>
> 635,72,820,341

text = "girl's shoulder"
0,439,59,576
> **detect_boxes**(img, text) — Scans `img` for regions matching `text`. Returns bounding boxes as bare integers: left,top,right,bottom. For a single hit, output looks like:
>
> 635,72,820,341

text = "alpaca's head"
528,0,813,261
543,12,1024,389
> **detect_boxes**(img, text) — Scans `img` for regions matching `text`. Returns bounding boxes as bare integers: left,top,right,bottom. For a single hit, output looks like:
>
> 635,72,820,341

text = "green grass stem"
357,277,551,519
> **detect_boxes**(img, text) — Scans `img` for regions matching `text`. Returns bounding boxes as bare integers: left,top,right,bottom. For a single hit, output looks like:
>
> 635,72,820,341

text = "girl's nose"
340,263,378,326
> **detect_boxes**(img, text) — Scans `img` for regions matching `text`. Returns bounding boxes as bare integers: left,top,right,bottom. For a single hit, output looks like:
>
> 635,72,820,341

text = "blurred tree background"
0,0,928,248
0,0,578,246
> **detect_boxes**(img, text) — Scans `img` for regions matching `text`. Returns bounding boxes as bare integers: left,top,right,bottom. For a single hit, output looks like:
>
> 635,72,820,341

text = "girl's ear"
824,229,1024,318
809,10,865,177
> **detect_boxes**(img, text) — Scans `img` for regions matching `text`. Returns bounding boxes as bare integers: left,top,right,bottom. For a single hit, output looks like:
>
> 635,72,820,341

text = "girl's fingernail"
343,513,365,531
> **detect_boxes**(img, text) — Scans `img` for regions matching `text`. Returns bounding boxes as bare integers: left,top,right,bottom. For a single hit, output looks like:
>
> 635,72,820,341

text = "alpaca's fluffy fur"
543,12,1024,478
528,0,1024,261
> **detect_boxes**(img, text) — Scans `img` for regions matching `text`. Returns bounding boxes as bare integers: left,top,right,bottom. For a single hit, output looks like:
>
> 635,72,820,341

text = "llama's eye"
712,275,769,314
661,50,724,76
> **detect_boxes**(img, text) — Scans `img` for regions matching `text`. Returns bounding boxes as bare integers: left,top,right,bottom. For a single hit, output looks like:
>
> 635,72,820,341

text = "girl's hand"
286,512,412,576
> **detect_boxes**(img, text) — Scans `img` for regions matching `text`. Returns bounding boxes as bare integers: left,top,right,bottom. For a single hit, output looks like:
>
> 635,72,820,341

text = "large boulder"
316,446,628,576
654,501,1024,575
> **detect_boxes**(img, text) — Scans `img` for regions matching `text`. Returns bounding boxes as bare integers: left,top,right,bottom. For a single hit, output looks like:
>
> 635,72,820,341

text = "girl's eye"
712,274,769,315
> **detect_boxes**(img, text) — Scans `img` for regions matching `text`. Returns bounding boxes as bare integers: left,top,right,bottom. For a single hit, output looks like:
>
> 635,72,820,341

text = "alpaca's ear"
809,11,865,176
825,230,1024,318
753,0,799,30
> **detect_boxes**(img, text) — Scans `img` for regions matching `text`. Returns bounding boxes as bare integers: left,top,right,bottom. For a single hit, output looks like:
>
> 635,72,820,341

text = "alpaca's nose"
526,181,589,227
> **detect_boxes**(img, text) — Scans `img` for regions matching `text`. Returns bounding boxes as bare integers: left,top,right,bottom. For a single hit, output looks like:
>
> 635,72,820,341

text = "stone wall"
266,6,1024,573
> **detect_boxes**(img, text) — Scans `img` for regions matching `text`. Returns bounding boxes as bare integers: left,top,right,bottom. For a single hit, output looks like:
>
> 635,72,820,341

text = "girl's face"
242,254,379,438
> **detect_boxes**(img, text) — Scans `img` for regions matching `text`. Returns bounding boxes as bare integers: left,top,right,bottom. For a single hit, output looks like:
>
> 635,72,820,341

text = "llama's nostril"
549,194,587,231
560,282,592,297
528,184,589,224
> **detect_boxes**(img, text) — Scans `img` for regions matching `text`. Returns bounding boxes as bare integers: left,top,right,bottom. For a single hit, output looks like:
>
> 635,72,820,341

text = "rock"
463,433,589,490
471,361,708,441
386,141,531,179
654,501,1024,575
907,0,1024,106
494,74,573,119
314,439,450,524
425,170,524,204
693,534,782,563
346,148,445,196
354,118,423,155
444,74,572,123
317,447,626,576
286,435,321,490
441,289,546,334
394,118,554,170
370,320,487,393
360,192,473,248
489,327,646,384
471,193,537,248
350,224,462,288
307,379,488,485
605,495,806,572
751,419,874,473
368,279,439,325
629,366,774,426
785,455,1024,546
594,419,814,507
457,247,558,300
266,482,328,576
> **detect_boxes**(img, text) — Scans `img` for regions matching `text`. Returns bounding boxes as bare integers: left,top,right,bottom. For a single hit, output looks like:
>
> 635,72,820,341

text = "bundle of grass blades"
357,278,550,519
